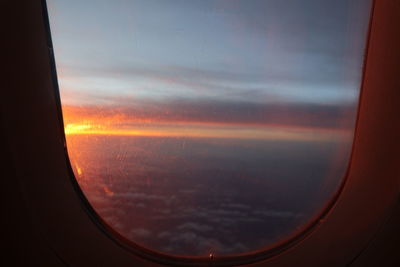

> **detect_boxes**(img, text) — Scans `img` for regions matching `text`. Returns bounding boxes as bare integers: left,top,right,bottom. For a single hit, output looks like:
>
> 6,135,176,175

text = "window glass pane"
47,0,372,257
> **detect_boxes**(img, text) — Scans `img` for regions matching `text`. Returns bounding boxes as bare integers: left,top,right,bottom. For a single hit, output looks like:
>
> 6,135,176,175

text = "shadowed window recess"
47,0,372,257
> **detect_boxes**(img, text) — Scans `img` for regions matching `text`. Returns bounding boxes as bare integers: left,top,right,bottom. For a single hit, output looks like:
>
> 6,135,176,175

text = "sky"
47,0,372,140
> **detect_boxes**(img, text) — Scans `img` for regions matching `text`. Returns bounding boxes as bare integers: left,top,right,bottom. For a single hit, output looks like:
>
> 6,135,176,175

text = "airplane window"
47,0,372,259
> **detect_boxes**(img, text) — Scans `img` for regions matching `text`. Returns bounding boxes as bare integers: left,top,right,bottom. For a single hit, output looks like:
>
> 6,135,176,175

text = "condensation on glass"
47,0,372,257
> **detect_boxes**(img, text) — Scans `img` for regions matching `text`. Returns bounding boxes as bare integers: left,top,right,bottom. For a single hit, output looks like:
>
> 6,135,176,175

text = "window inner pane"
47,0,372,257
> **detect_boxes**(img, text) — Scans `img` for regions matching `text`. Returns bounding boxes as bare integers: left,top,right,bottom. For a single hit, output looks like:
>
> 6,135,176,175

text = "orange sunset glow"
62,105,351,142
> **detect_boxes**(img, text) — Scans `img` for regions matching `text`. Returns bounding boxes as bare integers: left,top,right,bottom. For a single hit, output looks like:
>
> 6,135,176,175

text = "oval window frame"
3,0,400,266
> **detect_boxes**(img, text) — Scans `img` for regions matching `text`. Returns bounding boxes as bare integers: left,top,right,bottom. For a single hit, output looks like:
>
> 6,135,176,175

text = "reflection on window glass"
47,0,372,257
